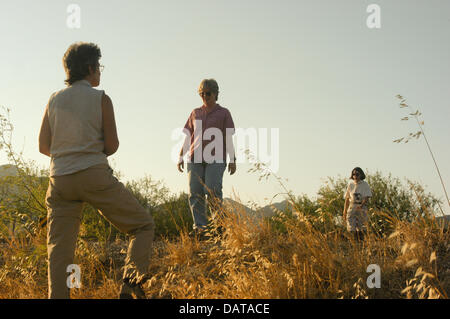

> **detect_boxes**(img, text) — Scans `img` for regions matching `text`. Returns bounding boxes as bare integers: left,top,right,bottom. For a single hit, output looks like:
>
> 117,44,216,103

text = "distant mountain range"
223,198,291,219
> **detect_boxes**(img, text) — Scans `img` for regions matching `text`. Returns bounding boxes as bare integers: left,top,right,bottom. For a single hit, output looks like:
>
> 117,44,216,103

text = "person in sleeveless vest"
39,42,155,299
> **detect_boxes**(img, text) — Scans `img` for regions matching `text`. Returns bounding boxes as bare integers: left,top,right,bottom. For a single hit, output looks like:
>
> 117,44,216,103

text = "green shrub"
315,171,442,235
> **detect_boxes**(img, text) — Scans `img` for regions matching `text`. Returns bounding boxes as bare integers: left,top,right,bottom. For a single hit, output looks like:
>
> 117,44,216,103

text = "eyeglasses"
199,91,212,97
352,172,360,176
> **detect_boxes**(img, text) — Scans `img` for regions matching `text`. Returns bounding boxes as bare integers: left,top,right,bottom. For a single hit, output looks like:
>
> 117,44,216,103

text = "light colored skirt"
346,207,368,232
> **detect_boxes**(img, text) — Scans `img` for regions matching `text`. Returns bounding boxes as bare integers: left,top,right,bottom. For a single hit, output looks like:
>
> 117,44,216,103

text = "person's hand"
228,162,236,175
177,159,184,173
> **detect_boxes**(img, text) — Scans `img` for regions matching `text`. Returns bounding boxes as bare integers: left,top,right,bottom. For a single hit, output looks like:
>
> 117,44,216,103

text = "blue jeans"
187,162,227,230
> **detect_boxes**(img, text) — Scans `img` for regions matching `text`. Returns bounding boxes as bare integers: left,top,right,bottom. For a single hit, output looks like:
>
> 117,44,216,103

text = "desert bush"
315,171,442,235
262,170,442,237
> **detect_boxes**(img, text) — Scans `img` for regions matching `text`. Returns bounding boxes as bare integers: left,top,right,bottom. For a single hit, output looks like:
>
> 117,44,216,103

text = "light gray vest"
48,79,108,176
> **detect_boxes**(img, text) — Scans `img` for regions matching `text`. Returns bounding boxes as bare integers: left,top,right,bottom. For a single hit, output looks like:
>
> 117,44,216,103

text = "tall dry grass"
0,196,448,299
143,205,449,299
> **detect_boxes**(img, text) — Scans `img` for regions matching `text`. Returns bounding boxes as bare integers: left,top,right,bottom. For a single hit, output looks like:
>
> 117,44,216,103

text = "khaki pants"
45,164,155,299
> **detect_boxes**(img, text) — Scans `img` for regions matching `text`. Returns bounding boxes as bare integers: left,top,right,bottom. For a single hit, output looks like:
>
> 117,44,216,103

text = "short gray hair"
198,79,219,101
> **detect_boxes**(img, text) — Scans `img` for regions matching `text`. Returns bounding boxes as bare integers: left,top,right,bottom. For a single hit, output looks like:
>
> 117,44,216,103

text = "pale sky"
1,0,449,214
